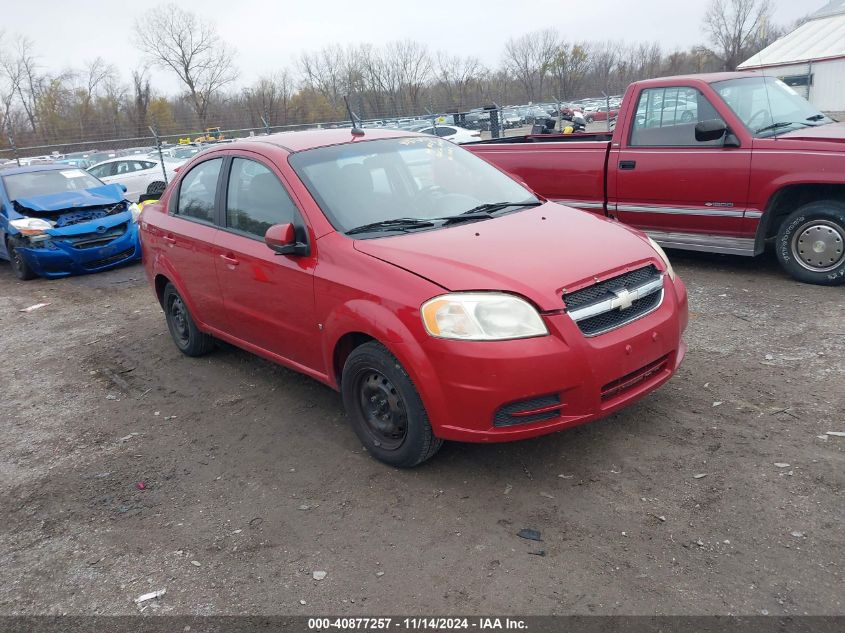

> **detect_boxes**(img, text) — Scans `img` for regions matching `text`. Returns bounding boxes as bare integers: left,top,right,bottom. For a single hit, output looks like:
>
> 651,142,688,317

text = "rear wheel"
341,341,442,468
776,201,845,285
162,283,214,356
6,237,38,280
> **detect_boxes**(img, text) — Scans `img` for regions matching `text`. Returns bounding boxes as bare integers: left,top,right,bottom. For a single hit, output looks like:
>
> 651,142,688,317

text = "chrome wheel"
791,219,845,272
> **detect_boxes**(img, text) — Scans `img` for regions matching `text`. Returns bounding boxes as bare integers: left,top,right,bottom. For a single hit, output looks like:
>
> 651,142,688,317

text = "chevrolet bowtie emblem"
611,288,635,310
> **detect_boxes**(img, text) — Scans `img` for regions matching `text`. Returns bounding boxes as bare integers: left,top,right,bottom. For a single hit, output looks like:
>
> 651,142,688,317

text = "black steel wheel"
162,283,214,356
6,238,38,280
341,341,442,467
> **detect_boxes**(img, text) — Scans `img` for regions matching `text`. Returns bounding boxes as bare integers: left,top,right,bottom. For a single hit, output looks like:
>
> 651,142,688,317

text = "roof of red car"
634,71,758,86
235,127,418,153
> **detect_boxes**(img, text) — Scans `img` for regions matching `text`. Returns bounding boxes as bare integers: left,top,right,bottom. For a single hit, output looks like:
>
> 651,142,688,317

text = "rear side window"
177,158,223,223
629,87,721,147
226,158,298,237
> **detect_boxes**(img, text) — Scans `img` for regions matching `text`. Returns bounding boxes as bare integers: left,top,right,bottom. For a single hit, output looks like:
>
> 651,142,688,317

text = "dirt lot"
0,249,842,616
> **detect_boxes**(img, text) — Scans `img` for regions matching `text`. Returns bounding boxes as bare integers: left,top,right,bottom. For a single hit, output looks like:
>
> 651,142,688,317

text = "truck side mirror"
695,119,728,142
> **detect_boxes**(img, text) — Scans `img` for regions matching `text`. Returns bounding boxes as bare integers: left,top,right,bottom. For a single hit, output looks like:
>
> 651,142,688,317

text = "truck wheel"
162,283,214,356
6,237,38,280
341,341,442,468
776,201,845,285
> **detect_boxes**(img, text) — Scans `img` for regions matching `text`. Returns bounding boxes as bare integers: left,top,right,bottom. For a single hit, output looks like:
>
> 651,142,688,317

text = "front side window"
712,76,833,137
177,158,222,223
226,158,298,237
290,137,538,235
89,162,117,178
630,87,721,147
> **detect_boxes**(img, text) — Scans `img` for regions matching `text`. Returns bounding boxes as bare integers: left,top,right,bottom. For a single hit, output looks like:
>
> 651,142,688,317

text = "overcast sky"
3,0,816,93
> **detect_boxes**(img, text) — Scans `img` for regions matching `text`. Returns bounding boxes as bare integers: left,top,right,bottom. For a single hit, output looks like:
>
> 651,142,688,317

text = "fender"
321,299,450,427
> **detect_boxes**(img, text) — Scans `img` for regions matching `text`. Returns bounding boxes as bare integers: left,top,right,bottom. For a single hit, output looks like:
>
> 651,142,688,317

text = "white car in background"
87,156,183,202
410,124,482,144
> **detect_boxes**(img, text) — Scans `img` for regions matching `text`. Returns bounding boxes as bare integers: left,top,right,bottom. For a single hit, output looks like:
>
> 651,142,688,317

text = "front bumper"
418,276,689,442
16,211,141,278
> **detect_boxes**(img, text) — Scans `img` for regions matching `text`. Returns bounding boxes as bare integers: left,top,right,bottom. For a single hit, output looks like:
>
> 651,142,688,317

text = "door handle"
219,253,240,266
619,160,637,170
163,235,176,246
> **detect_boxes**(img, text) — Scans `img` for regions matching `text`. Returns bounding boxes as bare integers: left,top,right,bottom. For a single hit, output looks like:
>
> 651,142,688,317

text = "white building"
738,0,845,113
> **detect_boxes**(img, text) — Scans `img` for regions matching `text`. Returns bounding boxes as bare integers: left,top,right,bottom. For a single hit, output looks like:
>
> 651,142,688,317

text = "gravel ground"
0,248,842,616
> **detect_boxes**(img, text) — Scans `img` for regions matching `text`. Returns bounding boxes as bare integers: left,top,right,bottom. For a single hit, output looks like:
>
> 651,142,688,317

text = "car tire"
146,180,166,196
6,237,38,280
341,341,443,468
775,200,845,285
162,283,215,356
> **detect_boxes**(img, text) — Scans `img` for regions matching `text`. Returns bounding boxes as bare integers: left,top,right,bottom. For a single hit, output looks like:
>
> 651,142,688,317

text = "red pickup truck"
465,72,845,285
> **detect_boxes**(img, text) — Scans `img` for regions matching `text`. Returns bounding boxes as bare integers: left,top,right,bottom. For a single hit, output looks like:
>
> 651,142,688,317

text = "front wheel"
341,341,442,468
6,238,38,280
776,201,845,285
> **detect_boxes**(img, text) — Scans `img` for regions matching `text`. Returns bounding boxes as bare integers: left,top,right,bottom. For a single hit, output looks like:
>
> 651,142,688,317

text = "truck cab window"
630,87,721,147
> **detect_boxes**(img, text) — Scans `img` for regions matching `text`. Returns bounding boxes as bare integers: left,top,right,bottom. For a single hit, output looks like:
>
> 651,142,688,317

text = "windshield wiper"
346,217,435,235
439,201,542,225
806,114,827,122
755,121,813,135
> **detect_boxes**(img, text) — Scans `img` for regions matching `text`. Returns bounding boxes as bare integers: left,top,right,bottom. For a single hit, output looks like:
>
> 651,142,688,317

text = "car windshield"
289,136,539,235
3,169,105,201
712,76,833,137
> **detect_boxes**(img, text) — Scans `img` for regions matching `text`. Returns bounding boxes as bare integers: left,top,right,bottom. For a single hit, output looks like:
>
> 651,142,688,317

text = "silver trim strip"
744,210,763,218
616,204,746,218
568,277,665,322
552,198,605,210
646,230,756,256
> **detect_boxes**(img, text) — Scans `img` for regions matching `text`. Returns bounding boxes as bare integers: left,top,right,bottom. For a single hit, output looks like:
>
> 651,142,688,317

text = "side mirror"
695,119,728,142
264,223,308,256
119,184,128,193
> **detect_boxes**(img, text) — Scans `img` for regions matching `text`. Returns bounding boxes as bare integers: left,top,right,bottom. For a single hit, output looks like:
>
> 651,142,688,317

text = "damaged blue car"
0,165,141,280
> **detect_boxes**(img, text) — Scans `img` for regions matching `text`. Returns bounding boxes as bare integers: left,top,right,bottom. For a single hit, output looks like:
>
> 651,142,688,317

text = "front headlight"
10,217,53,236
128,203,142,223
646,236,676,281
421,293,549,340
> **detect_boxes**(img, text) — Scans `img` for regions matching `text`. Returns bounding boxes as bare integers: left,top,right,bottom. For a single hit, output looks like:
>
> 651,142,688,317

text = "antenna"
344,96,365,137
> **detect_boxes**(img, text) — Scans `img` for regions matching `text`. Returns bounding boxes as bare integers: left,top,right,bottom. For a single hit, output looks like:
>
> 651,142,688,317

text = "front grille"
563,265,660,310
564,265,664,336
601,355,670,401
84,247,136,270
68,223,129,249
493,394,561,427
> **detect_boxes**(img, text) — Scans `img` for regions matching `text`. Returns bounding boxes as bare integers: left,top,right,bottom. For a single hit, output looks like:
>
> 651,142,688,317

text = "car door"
89,161,118,184
611,85,751,246
153,156,228,331
213,153,321,372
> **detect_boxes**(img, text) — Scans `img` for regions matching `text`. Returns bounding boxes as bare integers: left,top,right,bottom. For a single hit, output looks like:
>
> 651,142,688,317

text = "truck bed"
464,135,612,212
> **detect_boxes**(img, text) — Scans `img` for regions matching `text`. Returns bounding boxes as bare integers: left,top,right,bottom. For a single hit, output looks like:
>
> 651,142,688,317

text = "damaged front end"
10,184,142,278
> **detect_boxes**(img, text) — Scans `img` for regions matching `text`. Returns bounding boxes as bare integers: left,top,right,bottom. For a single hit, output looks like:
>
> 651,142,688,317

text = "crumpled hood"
353,203,663,311
14,184,126,212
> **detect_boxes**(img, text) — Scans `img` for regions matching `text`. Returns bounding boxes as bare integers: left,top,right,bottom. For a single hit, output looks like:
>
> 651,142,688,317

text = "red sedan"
140,129,688,467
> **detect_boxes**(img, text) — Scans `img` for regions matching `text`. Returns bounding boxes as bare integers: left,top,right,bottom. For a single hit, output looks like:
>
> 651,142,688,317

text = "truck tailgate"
464,140,611,214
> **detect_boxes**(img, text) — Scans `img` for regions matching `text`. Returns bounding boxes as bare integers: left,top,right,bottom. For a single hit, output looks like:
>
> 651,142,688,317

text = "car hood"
353,203,663,311
14,184,126,212
779,121,845,143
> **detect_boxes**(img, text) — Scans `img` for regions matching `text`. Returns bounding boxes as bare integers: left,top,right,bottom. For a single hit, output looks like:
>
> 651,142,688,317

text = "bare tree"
435,52,485,111
502,30,559,102
129,67,152,136
552,43,590,100
243,71,294,127
703,0,774,70
135,4,236,128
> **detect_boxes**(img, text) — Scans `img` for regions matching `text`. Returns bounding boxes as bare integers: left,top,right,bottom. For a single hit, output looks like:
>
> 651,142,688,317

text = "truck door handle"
619,160,637,170
163,235,176,246
219,253,240,266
